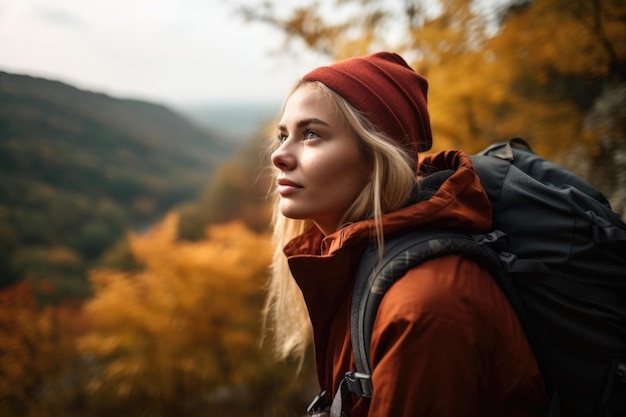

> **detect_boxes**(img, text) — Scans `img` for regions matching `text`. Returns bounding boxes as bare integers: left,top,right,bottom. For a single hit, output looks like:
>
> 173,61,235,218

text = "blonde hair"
263,81,417,362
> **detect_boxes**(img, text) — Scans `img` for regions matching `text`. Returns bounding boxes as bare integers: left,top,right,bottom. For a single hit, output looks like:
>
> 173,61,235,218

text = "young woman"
265,51,549,417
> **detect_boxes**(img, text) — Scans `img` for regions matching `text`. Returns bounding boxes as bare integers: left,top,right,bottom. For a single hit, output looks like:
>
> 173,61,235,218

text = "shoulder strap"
349,229,513,397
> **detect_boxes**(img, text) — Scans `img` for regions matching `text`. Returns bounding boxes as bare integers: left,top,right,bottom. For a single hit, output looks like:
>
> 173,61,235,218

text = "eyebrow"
277,118,330,132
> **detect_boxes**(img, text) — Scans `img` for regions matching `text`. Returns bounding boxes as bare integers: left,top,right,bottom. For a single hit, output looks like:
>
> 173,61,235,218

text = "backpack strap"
335,227,554,416
346,229,519,396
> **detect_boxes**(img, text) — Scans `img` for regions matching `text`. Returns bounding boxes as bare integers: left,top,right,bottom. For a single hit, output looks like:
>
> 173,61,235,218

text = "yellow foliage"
77,214,273,403
502,0,626,80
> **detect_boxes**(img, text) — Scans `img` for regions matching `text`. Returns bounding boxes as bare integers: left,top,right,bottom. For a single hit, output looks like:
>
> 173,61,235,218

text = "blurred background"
1,0,624,416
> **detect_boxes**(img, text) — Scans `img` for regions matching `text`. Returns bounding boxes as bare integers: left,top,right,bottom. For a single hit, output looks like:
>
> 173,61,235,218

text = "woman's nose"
271,143,295,170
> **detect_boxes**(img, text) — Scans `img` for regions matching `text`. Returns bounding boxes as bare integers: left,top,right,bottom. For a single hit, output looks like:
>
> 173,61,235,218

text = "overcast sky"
0,0,331,106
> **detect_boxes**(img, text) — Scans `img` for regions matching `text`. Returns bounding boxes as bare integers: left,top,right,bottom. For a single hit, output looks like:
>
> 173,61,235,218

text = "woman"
265,51,548,416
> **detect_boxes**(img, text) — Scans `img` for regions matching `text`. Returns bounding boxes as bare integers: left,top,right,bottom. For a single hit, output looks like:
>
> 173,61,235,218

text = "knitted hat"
302,51,433,156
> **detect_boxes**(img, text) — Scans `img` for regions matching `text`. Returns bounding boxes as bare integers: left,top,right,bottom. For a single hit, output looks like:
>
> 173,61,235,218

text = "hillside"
0,71,236,298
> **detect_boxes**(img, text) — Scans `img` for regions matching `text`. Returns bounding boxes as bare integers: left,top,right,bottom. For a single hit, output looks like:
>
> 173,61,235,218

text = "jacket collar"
284,149,492,261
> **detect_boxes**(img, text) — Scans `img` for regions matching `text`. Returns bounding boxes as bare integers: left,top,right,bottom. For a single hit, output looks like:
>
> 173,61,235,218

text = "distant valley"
0,70,261,299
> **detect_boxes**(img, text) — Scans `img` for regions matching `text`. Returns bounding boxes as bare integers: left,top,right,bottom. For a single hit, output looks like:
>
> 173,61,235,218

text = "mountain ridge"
0,71,238,298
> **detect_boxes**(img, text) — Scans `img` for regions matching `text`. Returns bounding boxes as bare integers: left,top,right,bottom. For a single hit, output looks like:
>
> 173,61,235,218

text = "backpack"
319,138,626,417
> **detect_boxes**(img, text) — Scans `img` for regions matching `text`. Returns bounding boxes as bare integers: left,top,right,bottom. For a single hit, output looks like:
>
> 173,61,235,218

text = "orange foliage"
404,0,607,155
0,282,57,416
76,215,282,412
1,215,314,416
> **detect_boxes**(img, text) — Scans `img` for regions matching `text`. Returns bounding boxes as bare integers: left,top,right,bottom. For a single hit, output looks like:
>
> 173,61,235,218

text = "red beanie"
302,51,433,156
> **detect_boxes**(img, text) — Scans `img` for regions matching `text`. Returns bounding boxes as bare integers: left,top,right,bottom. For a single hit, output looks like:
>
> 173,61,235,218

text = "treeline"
0,72,235,300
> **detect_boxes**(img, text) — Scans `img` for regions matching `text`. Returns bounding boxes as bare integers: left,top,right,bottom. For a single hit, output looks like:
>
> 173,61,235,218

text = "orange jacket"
284,150,549,416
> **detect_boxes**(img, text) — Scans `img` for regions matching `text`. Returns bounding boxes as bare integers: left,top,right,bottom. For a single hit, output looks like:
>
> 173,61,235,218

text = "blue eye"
304,130,319,140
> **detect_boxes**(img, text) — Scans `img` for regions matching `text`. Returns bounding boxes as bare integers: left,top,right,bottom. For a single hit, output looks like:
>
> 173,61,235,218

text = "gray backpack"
311,139,626,417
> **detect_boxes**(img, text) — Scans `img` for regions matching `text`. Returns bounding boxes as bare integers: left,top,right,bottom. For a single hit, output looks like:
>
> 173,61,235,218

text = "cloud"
0,0,324,105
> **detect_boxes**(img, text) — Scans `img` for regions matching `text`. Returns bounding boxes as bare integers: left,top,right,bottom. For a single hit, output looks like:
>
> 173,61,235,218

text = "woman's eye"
304,130,319,141
277,133,287,143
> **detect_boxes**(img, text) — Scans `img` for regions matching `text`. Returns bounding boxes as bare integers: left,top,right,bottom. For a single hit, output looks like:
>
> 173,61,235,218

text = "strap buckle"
307,390,330,416
344,371,373,398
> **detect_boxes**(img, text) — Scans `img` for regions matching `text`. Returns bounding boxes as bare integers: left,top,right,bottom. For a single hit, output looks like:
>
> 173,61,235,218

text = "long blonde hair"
263,81,417,362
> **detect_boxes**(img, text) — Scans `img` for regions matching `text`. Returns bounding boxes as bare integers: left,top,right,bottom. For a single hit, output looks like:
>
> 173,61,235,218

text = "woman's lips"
277,179,302,196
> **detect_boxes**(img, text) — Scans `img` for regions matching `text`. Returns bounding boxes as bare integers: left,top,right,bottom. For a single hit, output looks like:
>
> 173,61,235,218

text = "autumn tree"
483,0,626,152
76,215,315,417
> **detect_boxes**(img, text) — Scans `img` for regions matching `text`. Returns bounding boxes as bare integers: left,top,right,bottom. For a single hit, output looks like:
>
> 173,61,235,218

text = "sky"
0,0,331,106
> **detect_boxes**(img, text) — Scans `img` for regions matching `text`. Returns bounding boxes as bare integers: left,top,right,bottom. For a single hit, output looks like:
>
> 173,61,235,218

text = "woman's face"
271,84,372,235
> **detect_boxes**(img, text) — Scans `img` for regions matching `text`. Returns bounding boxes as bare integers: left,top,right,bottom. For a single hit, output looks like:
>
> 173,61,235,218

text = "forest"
1,0,625,416
0,71,235,299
